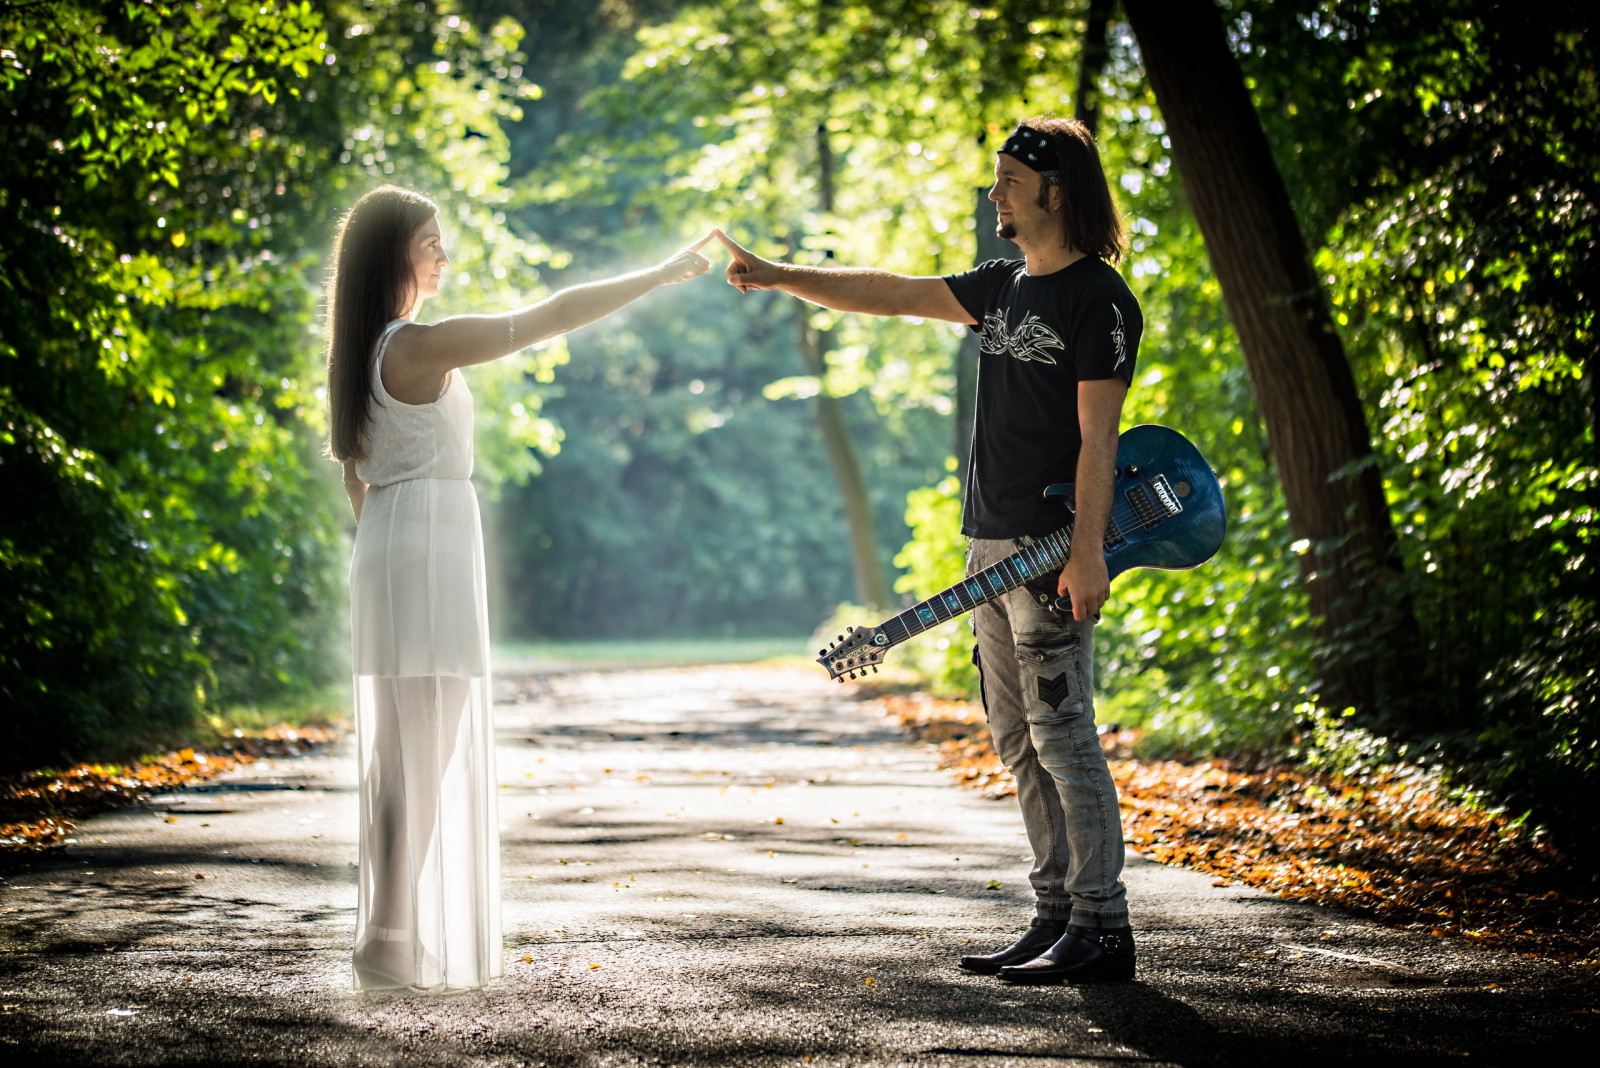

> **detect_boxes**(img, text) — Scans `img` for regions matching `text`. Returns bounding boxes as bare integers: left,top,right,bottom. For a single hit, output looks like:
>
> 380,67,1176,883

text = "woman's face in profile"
406,215,450,310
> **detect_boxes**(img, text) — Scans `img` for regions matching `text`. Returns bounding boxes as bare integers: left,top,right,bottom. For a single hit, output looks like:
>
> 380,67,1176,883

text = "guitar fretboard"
878,527,1074,646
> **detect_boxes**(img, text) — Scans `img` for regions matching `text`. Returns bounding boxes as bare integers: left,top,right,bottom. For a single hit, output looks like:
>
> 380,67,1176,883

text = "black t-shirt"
944,256,1142,538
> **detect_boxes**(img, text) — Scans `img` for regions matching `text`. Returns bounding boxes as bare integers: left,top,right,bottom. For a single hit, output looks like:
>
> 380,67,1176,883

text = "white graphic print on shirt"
981,302,1130,371
1111,303,1127,371
980,310,1063,365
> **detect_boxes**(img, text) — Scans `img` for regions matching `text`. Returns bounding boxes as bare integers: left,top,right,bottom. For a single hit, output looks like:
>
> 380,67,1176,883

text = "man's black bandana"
998,124,1061,180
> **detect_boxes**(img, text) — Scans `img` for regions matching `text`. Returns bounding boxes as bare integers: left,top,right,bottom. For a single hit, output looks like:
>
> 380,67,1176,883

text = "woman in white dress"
325,185,711,993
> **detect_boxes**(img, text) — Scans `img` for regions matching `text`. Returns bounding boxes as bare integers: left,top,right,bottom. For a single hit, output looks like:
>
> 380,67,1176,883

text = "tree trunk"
1123,0,1433,730
804,120,893,610
1075,0,1114,136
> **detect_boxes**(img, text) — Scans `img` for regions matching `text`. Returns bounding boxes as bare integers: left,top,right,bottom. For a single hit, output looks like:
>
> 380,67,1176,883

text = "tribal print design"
1111,303,1128,371
981,310,1064,365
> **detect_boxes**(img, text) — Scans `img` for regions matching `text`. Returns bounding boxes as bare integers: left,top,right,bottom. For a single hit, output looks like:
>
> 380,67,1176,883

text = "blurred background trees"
3,0,1594,852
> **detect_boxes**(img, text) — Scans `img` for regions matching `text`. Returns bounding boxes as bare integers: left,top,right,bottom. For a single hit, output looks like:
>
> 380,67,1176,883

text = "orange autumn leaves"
1,727,339,852
881,692,1599,965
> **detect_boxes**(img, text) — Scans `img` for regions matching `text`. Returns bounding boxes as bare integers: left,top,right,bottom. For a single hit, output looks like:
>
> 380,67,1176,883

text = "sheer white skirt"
350,478,501,993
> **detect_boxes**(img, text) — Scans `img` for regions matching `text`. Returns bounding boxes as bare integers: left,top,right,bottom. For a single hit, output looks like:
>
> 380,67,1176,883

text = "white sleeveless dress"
348,318,501,993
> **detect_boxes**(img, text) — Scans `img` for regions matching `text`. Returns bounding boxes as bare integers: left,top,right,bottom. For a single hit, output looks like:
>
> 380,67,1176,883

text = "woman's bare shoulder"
378,321,451,404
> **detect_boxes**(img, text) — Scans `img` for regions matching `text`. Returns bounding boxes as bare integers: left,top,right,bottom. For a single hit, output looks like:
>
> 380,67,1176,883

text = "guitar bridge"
1150,474,1183,517
1125,474,1184,530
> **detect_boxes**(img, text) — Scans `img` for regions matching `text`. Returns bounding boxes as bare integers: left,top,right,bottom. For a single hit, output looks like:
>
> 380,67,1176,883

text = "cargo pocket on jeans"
1016,633,1087,723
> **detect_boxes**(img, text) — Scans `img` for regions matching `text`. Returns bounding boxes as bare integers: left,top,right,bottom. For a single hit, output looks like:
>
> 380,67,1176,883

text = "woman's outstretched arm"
382,235,714,402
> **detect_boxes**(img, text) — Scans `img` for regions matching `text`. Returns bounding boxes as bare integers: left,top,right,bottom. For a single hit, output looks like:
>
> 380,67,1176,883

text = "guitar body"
1045,423,1227,581
817,424,1227,681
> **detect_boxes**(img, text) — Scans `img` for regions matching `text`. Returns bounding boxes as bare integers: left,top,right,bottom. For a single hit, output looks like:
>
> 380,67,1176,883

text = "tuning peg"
846,626,854,633
818,648,826,656
836,633,843,641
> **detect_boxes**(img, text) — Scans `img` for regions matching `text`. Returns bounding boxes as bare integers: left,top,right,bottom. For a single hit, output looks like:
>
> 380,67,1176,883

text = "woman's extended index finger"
687,230,716,253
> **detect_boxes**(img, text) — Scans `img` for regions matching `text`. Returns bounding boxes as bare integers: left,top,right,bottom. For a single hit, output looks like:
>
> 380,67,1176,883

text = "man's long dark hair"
1025,115,1125,264
325,185,439,463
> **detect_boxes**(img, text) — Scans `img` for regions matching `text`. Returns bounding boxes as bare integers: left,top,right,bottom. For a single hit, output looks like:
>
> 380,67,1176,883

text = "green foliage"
889,463,977,697
490,0,957,638
1230,0,1599,842
1,0,549,767
490,273,946,637
493,288,841,635
2,0,337,763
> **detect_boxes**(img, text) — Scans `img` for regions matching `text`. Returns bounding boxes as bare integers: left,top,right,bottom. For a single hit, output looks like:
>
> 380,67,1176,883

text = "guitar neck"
878,526,1073,649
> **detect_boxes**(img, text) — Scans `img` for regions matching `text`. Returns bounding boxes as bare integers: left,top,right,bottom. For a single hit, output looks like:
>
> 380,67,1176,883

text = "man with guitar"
715,116,1142,983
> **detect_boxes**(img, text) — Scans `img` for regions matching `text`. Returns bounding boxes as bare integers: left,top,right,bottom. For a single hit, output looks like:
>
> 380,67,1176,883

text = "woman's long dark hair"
1025,115,1125,264
325,185,439,462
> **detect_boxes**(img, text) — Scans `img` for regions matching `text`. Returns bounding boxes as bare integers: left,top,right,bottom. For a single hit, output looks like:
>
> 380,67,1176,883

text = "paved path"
2,663,1594,1066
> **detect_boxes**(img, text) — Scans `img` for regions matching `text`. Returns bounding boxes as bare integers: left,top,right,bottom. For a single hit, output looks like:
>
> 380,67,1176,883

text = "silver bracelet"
507,313,516,350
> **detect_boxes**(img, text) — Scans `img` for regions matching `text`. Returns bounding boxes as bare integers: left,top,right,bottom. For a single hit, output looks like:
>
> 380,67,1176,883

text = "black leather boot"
998,924,1136,984
958,920,1070,974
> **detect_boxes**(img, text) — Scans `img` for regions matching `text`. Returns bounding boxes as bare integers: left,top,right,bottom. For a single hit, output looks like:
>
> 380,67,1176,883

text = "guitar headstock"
817,625,887,682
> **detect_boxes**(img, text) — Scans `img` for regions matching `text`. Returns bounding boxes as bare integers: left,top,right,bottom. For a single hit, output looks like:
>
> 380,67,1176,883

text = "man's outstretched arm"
714,228,974,325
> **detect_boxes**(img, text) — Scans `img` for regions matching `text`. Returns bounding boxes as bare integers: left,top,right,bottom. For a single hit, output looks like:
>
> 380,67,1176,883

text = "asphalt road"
3,663,1594,1066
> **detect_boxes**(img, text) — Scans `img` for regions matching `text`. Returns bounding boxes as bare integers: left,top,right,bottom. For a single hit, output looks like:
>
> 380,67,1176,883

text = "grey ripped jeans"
968,536,1129,929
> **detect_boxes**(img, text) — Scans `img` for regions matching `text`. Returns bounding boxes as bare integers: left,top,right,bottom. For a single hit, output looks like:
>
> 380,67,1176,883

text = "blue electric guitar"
817,424,1227,682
